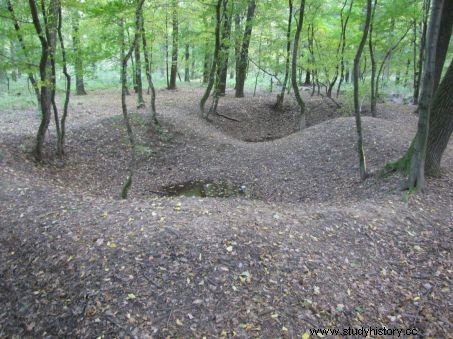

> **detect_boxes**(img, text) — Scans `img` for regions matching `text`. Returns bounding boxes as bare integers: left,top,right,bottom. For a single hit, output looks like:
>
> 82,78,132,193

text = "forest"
0,0,452,337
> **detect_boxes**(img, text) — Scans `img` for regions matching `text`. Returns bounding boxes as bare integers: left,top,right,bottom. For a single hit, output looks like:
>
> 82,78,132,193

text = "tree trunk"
403,59,411,87
168,0,178,89
408,0,443,191
56,3,71,157
202,49,210,83
425,59,453,176
6,0,41,109
72,10,86,95
413,1,430,105
433,0,453,91
184,44,190,82
127,28,138,93
235,0,256,98
304,70,311,85
386,0,451,177
353,0,372,180
217,0,232,95
275,0,293,110
253,33,262,96
291,0,306,130
135,14,145,108
165,11,170,88
234,13,241,88
119,0,145,199
28,0,56,161
200,0,222,117
336,0,353,98
141,13,159,127
368,0,377,117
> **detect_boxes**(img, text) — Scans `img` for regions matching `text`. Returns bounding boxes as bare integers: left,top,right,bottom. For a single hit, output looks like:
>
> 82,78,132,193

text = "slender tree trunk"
307,23,316,93
135,13,145,108
275,0,293,110
119,0,145,199
408,0,443,191
235,0,256,98
234,13,241,88
403,59,411,87
291,0,306,130
368,0,377,117
304,70,311,85
413,0,429,106
336,0,354,98
72,10,86,95
218,0,232,96
376,28,410,91
6,0,41,109
127,28,138,93
56,3,71,157
165,11,170,88
141,13,159,127
353,0,372,180
168,0,178,89
29,0,55,161
200,0,222,117
47,0,60,156
184,44,190,82
210,0,230,114
202,48,210,83
326,0,352,99
190,47,196,79
253,32,262,96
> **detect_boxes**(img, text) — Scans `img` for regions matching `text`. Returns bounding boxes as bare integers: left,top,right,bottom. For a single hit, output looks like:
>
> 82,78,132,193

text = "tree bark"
425,59,453,177
72,9,86,95
56,3,71,157
336,0,354,98
408,0,443,191
119,0,145,199
253,32,262,96
165,11,169,88
202,48,210,83
368,0,377,116
235,0,256,98
386,0,451,177
275,0,293,110
353,0,372,180
217,0,232,96
200,0,222,117
234,13,241,87
291,0,306,130
184,44,190,82
433,0,453,91
327,0,353,99
141,13,159,127
135,11,145,108
413,1,430,105
168,0,178,89
28,0,56,161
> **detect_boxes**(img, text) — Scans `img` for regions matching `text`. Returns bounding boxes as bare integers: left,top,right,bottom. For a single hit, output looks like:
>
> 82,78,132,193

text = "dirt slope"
0,88,452,337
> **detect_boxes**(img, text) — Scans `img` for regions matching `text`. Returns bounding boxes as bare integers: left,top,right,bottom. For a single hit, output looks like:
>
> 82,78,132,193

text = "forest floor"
0,87,452,338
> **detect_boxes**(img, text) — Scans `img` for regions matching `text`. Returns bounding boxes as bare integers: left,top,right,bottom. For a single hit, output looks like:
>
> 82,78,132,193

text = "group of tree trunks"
386,0,452,191
7,0,452,197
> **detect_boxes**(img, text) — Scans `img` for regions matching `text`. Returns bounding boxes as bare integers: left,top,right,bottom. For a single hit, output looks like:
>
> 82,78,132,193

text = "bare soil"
0,87,452,338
